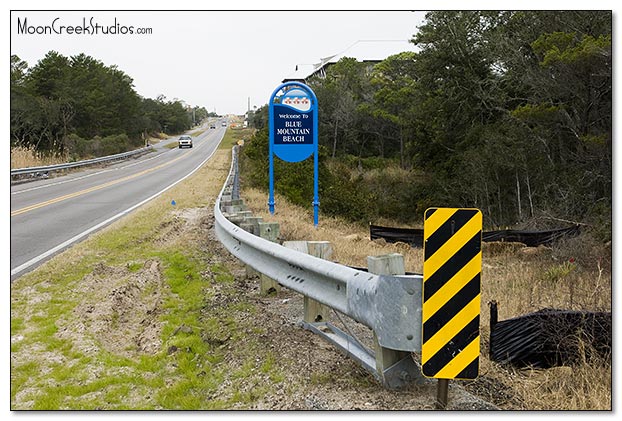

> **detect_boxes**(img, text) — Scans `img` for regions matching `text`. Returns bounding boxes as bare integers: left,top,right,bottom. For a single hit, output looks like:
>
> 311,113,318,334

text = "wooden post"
367,253,411,380
227,214,245,226
243,216,263,234
436,379,449,410
258,222,281,295
225,204,248,214
283,241,332,323
236,210,253,218
241,216,264,278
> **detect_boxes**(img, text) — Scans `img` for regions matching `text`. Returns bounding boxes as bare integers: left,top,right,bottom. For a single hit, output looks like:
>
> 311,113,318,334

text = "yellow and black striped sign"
421,208,482,380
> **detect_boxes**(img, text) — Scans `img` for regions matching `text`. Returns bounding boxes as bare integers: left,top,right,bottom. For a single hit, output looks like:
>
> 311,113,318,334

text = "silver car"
178,135,193,148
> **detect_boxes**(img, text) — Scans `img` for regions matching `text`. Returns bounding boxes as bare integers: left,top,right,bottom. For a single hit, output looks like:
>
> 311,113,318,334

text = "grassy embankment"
11,127,282,410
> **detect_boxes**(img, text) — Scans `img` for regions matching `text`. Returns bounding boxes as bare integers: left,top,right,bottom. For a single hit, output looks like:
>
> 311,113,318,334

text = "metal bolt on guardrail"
214,146,427,389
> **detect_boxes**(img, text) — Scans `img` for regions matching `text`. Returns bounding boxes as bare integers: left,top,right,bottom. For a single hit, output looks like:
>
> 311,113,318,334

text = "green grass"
11,242,240,409
10,151,286,409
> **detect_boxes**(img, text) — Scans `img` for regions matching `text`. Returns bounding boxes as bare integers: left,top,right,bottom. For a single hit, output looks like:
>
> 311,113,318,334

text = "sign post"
268,82,319,226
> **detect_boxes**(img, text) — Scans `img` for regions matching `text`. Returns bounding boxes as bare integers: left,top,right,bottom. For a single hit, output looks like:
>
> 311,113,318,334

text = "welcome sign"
272,87,315,162
268,82,320,225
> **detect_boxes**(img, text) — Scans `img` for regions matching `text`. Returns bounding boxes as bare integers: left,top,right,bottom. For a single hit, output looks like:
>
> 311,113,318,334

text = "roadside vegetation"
10,51,217,161
10,146,68,169
238,186,612,410
246,11,611,238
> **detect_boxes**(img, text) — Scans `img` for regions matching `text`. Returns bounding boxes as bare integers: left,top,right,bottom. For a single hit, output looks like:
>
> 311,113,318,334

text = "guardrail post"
283,240,332,323
305,241,332,323
225,203,248,214
243,216,263,234
227,214,245,226
258,222,281,295
240,216,263,278
368,253,414,385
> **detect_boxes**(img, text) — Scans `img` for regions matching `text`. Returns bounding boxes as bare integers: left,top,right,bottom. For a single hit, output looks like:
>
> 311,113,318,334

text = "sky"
9,9,426,115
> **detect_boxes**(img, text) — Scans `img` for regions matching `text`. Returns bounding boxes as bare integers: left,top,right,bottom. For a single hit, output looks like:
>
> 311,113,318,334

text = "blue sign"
268,82,320,226
272,88,314,162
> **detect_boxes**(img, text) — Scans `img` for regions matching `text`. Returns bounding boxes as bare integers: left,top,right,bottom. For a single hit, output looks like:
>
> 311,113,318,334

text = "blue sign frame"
268,82,319,226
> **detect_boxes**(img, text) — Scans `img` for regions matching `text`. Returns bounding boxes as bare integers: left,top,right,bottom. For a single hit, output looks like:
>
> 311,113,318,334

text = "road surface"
10,123,225,280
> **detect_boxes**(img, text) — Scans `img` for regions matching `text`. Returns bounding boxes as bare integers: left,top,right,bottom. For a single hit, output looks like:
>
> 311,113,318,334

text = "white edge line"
11,141,221,278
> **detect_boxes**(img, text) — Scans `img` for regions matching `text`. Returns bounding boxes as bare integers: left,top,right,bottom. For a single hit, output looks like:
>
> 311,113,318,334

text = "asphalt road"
10,122,226,281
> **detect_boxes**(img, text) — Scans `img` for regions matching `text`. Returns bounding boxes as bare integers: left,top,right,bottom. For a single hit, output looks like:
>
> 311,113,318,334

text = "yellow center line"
11,154,185,217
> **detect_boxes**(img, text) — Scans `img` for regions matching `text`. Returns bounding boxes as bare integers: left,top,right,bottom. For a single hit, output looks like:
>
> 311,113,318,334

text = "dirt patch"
57,259,165,359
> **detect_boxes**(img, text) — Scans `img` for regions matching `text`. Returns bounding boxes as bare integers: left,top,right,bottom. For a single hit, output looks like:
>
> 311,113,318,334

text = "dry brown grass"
11,147,68,169
241,187,423,273
240,186,612,410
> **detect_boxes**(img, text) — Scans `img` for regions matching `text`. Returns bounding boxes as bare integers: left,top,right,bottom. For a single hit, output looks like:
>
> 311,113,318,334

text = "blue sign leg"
313,94,319,227
268,101,275,214
313,137,319,227
269,150,275,215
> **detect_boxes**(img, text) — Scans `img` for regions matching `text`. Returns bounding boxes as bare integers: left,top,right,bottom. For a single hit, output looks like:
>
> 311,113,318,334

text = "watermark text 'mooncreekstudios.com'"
15,17,153,35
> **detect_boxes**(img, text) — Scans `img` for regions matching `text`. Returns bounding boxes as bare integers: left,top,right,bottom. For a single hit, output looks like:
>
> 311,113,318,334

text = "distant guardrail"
10,146,154,179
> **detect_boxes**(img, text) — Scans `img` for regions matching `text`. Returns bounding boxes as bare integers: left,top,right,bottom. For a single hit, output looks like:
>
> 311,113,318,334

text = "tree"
368,51,418,168
11,51,204,158
506,12,612,223
309,57,373,158
405,11,611,227
11,53,70,152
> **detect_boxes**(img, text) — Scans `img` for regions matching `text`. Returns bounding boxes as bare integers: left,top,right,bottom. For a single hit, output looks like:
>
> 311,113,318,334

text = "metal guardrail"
214,146,426,388
10,146,153,178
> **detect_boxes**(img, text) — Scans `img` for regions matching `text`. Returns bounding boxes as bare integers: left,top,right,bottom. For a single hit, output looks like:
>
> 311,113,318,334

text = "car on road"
178,135,193,148
209,124,216,129
222,121,227,127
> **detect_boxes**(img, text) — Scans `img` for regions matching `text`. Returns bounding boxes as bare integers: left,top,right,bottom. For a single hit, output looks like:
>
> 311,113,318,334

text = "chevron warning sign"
421,208,482,380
